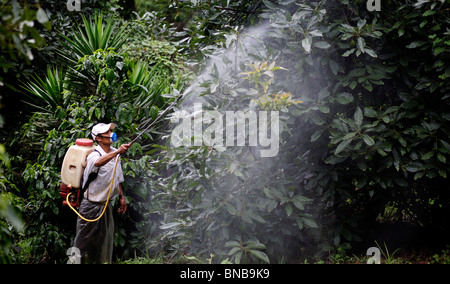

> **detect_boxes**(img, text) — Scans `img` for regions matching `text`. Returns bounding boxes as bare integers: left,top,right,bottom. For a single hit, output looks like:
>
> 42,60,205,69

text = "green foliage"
127,0,450,264
431,246,450,264
375,241,402,264
5,12,187,262
22,67,65,112
0,0,49,87
0,144,24,263
2,0,450,264
59,13,128,65
121,38,184,78
131,28,322,263
258,0,450,251
134,0,263,65
0,192,24,263
226,238,270,264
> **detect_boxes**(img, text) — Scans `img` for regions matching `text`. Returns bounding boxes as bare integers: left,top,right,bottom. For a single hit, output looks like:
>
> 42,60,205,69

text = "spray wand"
129,93,184,146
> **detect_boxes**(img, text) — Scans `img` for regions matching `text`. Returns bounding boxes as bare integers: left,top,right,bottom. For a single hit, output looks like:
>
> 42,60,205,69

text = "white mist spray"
158,22,324,263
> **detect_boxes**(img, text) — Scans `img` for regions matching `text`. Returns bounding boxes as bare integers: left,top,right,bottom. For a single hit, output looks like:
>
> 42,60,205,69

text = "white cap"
91,123,116,138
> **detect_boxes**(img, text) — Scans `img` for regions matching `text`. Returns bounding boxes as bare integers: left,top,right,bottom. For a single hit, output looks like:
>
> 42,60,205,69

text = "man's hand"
118,195,127,214
118,143,131,154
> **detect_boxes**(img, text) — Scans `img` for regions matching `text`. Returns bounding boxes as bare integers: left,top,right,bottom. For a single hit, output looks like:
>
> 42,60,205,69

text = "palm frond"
21,67,65,111
127,62,169,108
58,13,129,65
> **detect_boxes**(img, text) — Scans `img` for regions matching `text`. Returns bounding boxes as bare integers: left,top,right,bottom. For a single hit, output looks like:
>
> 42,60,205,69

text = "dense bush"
2,9,186,262
1,0,449,263
262,0,450,257
130,0,450,263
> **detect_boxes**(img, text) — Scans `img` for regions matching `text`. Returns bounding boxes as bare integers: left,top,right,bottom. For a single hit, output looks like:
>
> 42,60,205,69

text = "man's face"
96,130,112,145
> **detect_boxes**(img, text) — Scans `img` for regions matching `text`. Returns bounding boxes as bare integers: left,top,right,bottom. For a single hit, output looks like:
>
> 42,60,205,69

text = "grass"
117,252,213,264
117,245,450,264
322,244,450,264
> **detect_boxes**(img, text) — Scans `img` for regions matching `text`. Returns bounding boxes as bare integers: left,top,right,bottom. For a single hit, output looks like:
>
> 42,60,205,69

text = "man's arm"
94,144,130,167
117,184,127,214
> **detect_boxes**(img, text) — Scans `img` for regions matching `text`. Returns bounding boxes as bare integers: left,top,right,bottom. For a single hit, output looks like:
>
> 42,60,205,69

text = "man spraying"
73,122,130,264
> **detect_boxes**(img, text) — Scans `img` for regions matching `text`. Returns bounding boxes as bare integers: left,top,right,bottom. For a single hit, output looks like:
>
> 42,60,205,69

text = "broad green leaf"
423,10,436,17
354,107,363,128
234,252,242,264
296,218,304,230
247,241,266,250
362,134,375,146
227,247,241,256
406,41,426,49
437,153,446,163
440,140,450,152
357,37,365,53
342,48,355,57
329,59,339,75
285,203,293,216
226,203,238,215
263,0,278,10
249,250,270,264
314,41,331,49
405,162,424,173
365,48,378,58
357,19,366,30
364,107,378,118
421,151,434,160
343,132,357,140
247,210,266,223
302,217,318,229
225,241,241,248
292,197,304,210
335,92,354,105
311,129,323,142
302,37,312,53
335,138,353,155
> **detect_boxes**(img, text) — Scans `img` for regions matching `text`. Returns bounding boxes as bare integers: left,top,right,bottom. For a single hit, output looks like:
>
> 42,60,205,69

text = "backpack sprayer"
60,93,184,222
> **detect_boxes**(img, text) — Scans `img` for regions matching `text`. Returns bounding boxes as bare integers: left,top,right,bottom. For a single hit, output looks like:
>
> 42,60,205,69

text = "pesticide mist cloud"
158,22,327,263
169,23,283,156
170,103,280,157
